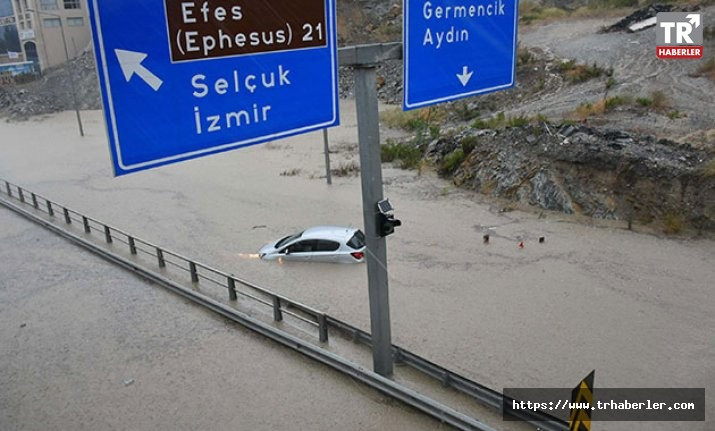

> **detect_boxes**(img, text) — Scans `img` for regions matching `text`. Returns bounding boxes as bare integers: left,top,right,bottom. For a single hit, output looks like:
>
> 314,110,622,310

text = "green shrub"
460,136,479,155
663,212,683,234
650,90,668,110
507,115,531,127
636,97,653,107
605,95,630,110
560,61,607,83
700,159,715,177
693,57,715,82
280,168,301,177
441,148,466,173
472,112,505,129
604,0,638,7
559,60,576,72
453,102,480,121
517,47,533,66
704,26,715,41
519,2,568,24
429,125,441,140
380,107,447,132
605,77,617,91
331,161,360,177
381,140,423,170
667,110,685,120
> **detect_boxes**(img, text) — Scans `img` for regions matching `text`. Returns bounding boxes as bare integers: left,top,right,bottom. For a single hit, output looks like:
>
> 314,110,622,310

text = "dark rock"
426,122,714,230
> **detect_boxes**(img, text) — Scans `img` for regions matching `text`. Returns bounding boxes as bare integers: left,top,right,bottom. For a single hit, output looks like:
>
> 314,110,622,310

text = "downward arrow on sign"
115,49,163,91
456,66,473,87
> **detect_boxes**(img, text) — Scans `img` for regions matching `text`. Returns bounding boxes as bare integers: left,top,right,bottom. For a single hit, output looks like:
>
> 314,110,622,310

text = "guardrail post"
31,193,38,208
442,371,451,388
189,262,198,283
4,182,10,197
272,296,283,322
393,348,405,365
82,216,90,233
18,188,25,203
227,277,237,301
128,237,137,255
104,225,112,243
47,201,54,216
318,314,328,343
63,208,71,224
157,248,165,267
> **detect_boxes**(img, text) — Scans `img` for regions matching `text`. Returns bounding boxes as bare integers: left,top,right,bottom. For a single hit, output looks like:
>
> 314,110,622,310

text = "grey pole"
354,64,393,377
323,129,332,185
29,9,84,137
57,18,84,137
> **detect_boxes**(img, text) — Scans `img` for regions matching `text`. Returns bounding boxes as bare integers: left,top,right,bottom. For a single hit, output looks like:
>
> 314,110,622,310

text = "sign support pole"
323,129,332,185
354,64,393,377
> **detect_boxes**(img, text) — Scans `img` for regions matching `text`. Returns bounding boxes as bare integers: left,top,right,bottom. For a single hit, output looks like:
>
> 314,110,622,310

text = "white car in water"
259,226,366,263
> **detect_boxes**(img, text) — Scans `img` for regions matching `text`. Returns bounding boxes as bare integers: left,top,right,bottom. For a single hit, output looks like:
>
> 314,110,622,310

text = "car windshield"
275,231,303,249
347,230,365,249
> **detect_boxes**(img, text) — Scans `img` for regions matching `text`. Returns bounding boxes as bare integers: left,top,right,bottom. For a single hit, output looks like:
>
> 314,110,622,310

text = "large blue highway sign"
403,0,519,110
88,0,339,176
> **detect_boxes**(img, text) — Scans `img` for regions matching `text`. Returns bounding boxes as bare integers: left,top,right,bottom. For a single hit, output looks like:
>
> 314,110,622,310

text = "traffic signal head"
378,213,402,237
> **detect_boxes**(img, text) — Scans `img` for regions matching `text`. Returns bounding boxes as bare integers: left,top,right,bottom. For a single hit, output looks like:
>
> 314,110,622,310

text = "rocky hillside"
406,122,714,232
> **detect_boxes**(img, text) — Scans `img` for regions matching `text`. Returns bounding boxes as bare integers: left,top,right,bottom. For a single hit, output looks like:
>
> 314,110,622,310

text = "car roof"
300,226,357,242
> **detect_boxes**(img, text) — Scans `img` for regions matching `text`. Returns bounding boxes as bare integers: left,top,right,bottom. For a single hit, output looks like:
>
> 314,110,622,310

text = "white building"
1,0,90,73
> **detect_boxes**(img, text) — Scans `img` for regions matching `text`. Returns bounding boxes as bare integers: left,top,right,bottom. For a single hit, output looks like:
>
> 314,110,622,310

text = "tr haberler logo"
656,12,704,59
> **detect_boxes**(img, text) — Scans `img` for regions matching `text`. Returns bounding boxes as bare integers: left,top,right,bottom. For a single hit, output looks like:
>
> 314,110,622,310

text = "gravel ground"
517,6,715,140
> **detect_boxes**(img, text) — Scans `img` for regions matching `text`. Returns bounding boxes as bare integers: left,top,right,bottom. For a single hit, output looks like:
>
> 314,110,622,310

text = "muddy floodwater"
0,209,441,430
1,100,713,430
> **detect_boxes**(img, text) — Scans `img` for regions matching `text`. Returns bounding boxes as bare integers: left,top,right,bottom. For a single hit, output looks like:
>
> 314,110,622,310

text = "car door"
311,239,341,263
283,240,317,262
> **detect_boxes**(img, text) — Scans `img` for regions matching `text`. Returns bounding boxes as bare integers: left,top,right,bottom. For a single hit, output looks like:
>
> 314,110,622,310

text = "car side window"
315,240,340,252
286,240,316,254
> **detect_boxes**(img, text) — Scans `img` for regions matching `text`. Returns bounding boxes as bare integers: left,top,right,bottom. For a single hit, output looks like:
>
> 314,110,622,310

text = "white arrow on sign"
686,13,700,28
456,66,473,87
115,49,163,91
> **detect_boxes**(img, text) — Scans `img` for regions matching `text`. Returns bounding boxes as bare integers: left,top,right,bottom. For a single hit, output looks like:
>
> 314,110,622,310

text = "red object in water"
518,241,524,249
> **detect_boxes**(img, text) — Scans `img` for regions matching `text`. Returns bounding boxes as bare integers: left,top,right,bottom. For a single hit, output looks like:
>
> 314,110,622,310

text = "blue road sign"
403,0,519,110
87,0,339,176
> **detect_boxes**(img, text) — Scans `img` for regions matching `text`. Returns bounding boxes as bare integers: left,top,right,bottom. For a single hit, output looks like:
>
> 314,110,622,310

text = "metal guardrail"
0,179,328,342
326,317,569,430
0,179,569,431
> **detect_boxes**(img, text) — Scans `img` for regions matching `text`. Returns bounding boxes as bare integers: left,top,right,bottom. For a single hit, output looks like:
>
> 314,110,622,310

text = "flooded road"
0,207,443,430
1,100,713,430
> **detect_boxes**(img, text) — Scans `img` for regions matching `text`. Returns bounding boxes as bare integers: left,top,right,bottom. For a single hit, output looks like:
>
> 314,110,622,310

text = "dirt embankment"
0,50,101,120
420,123,714,232
516,4,715,142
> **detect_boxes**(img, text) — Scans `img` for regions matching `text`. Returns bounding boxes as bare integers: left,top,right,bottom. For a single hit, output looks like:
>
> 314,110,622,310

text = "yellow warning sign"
570,370,595,431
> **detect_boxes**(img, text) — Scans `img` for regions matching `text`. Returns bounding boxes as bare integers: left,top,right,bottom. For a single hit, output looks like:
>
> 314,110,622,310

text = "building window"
39,0,58,10
42,17,60,28
63,0,80,9
67,16,83,26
